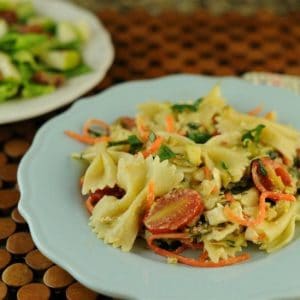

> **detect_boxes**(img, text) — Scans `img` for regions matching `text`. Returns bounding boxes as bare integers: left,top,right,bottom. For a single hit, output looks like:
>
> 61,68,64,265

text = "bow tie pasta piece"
217,107,300,162
90,154,184,251
82,144,117,195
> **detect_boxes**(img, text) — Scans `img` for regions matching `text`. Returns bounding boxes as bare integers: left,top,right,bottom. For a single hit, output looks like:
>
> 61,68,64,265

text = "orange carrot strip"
65,130,110,145
225,192,235,203
223,206,251,227
264,111,276,121
145,180,155,212
82,118,110,136
142,136,164,158
203,166,212,180
198,251,209,261
248,105,263,116
85,196,95,214
147,234,250,267
165,115,175,133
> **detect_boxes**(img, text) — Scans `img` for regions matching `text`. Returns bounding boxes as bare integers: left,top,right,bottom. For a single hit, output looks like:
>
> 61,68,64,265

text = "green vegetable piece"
0,19,7,39
75,21,90,43
157,145,176,161
56,21,78,44
15,1,34,21
257,160,267,177
221,161,229,171
0,80,19,101
149,131,156,143
127,135,143,153
0,33,47,51
13,50,39,70
171,97,203,113
17,63,33,81
27,16,56,32
187,131,211,144
242,124,266,146
0,52,20,80
187,122,200,130
41,50,81,71
21,82,55,98
108,135,143,154
63,63,91,78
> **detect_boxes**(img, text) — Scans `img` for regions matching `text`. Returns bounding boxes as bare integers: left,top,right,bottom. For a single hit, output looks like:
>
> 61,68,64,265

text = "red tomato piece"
143,189,204,234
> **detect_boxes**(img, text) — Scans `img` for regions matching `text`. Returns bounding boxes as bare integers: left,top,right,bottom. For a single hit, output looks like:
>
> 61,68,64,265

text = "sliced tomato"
143,189,204,234
252,157,292,192
86,185,125,214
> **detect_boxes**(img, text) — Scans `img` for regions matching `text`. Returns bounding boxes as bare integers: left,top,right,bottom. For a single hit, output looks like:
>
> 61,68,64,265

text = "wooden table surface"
0,9,300,300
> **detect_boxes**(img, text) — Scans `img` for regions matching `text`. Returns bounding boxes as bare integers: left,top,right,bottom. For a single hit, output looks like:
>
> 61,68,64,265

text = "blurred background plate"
0,0,114,125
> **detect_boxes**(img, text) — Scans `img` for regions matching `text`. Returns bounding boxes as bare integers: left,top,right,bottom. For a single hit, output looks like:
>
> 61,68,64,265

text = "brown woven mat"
1,9,300,300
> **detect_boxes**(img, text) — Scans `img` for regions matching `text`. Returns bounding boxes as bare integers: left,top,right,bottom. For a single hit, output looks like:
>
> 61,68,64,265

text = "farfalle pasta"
67,86,300,267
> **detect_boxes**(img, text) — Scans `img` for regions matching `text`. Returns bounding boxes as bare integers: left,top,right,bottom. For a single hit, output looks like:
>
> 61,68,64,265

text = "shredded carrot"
282,156,292,167
65,130,110,145
203,166,212,180
136,117,150,142
142,136,164,158
85,196,96,214
225,192,235,203
248,105,263,116
82,118,110,136
147,234,250,267
145,180,155,212
224,191,295,228
198,251,209,261
165,115,175,133
211,185,218,194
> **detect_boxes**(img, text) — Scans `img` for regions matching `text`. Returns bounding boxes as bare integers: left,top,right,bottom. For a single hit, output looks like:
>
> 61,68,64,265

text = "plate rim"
0,0,114,125
18,74,300,300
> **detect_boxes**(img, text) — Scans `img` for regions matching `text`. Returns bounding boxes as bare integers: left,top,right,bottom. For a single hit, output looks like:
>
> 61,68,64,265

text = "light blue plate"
18,75,300,300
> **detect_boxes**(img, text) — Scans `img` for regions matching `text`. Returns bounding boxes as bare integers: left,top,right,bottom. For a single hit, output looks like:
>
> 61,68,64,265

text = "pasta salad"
66,86,300,267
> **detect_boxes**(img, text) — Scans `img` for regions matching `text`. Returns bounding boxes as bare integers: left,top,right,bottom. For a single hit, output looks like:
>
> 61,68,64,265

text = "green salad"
0,0,91,102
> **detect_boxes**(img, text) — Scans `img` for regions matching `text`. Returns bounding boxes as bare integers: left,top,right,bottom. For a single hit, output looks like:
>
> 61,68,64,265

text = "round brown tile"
66,282,97,300
0,189,20,210
17,283,51,300
11,208,26,224
2,263,33,287
0,249,11,270
43,265,74,289
6,232,35,255
25,250,53,271
0,281,7,300
0,218,16,240
0,153,7,167
4,139,30,158
0,164,18,182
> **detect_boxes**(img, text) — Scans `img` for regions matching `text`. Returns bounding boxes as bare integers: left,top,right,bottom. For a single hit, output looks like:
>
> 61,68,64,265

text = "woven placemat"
1,9,300,300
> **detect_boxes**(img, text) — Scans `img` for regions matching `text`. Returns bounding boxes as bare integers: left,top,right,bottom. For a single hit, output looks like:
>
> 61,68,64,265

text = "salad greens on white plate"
0,0,114,124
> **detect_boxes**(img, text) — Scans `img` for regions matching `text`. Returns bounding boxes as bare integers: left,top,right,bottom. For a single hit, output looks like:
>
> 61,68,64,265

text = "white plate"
0,0,114,124
18,75,300,300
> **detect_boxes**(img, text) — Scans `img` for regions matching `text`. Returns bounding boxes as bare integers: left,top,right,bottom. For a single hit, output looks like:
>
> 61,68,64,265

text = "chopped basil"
149,131,156,143
221,161,229,171
241,124,265,146
157,145,176,161
268,150,279,160
187,122,200,130
227,176,252,194
108,135,143,154
294,157,300,168
257,160,267,176
226,240,236,247
171,97,203,113
187,131,211,144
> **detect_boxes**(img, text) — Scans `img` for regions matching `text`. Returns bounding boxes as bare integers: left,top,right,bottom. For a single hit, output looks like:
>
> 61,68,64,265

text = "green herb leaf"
187,122,200,130
257,160,267,176
157,145,176,161
149,131,156,143
221,161,229,171
171,97,203,113
127,135,143,153
242,124,266,146
187,131,211,144
108,135,143,154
